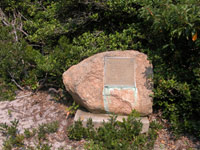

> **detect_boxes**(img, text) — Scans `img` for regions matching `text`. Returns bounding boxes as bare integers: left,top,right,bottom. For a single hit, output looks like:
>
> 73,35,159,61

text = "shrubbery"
68,112,162,150
0,119,59,149
0,0,199,137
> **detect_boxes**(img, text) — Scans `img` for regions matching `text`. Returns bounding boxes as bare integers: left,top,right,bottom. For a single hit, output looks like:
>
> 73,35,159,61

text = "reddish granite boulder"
63,50,153,116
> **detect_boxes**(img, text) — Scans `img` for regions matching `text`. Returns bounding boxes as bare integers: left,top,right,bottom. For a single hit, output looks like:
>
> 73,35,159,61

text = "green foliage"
24,128,35,138
34,143,52,150
37,121,59,141
0,80,16,101
67,120,86,141
66,101,79,115
68,111,161,150
0,119,24,149
0,119,19,137
0,120,59,149
135,0,200,137
71,27,143,58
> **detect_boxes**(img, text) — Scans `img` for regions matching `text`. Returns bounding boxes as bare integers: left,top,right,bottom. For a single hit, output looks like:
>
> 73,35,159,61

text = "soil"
149,112,200,150
0,90,199,150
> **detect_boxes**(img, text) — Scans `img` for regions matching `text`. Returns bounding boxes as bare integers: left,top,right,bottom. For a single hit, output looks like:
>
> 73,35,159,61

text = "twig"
35,73,48,92
0,8,9,26
17,12,29,36
8,71,25,91
15,93,33,99
30,44,42,47
11,79,24,91
18,12,28,21
0,8,28,39
11,10,18,42
1,20,9,26
17,28,29,36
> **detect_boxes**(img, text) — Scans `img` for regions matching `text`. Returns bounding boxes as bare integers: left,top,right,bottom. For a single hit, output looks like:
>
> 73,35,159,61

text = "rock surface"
63,50,153,115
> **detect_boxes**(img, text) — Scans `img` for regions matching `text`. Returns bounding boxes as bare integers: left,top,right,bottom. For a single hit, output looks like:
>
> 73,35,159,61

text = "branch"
17,12,29,36
18,12,28,21
11,79,25,91
11,10,18,42
8,71,25,91
12,25,18,42
15,93,33,99
35,73,48,92
0,8,9,26
0,8,29,39
17,28,29,36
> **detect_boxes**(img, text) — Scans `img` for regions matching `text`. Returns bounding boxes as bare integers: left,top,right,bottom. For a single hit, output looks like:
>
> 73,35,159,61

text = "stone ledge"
74,109,149,133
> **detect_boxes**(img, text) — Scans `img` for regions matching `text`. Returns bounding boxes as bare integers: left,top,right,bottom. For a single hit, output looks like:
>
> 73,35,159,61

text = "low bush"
68,111,162,150
0,119,59,150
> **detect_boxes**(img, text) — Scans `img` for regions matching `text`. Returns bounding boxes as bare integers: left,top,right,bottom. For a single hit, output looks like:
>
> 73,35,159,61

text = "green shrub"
0,120,59,149
136,0,200,137
0,119,25,149
68,111,161,150
37,121,59,141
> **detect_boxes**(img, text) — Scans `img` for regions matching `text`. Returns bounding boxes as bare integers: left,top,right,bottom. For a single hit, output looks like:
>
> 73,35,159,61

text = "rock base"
74,109,149,133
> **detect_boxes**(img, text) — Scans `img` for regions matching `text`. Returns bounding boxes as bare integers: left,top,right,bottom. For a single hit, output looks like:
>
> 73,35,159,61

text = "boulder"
63,50,153,116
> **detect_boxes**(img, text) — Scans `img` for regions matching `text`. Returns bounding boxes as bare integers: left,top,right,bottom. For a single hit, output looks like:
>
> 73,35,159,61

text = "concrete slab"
74,109,149,133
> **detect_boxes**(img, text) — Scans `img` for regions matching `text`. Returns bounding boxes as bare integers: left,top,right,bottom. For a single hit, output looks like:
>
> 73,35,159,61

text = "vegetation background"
0,0,199,138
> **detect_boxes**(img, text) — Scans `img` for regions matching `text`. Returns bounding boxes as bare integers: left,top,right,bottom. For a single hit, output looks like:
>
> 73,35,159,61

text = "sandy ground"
0,90,84,150
0,90,199,150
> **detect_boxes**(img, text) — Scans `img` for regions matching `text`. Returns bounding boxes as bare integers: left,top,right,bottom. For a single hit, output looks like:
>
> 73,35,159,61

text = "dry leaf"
66,111,70,118
161,140,165,144
192,32,197,41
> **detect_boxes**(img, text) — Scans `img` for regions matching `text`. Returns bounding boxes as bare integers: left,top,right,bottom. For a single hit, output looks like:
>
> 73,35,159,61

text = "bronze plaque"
104,57,135,86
